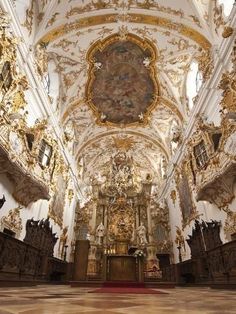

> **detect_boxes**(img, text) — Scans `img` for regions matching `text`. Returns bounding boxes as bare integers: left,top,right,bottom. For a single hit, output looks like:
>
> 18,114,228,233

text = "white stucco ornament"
9,131,23,154
224,132,236,155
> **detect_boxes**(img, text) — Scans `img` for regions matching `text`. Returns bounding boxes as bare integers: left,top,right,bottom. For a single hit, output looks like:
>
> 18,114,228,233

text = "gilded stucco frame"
85,32,160,127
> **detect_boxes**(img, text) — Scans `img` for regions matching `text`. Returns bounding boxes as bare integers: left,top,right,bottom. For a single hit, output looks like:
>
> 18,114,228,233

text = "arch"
38,14,211,50
75,130,170,162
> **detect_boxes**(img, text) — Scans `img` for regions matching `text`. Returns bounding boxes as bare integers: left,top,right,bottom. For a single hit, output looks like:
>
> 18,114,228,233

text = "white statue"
161,155,167,179
170,124,182,143
94,61,102,70
35,43,48,77
137,222,148,245
96,222,105,245
143,57,150,67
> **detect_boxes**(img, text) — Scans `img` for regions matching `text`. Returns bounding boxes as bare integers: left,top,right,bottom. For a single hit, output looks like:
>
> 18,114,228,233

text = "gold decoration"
219,71,236,114
65,1,184,18
101,152,142,197
0,7,76,216
112,136,135,151
170,190,176,206
150,200,172,253
34,43,48,77
151,200,170,230
39,13,211,50
75,129,169,163
67,188,74,205
222,26,234,38
48,153,69,227
185,116,236,209
0,16,55,206
58,226,68,259
224,207,236,239
196,48,214,81
108,197,135,242
213,0,226,34
74,200,94,231
0,205,23,238
46,12,60,28
85,33,160,127
22,1,34,35
62,95,183,126
175,226,185,251
0,13,29,111
175,160,197,228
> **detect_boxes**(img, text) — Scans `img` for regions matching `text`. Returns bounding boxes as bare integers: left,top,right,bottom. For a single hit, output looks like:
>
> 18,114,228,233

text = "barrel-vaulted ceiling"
13,0,228,191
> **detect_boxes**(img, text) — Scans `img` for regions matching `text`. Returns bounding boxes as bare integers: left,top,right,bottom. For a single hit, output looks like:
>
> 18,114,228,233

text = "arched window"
218,0,234,17
43,73,50,95
46,59,60,112
0,61,12,94
186,61,203,110
38,139,53,167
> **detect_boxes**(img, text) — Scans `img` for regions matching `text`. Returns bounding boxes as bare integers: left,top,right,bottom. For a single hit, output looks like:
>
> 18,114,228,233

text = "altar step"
103,281,145,288
145,281,175,289
70,281,175,289
70,280,103,287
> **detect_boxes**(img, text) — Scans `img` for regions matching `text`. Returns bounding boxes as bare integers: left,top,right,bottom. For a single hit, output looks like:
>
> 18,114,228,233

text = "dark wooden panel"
108,256,137,281
0,232,68,283
73,240,90,281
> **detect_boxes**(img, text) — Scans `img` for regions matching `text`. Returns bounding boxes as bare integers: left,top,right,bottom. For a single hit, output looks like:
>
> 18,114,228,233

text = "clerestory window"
38,139,52,167
186,61,202,110
194,140,209,168
0,62,12,94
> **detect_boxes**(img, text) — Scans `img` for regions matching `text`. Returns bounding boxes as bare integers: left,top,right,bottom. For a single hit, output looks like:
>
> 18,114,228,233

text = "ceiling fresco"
86,34,159,125
10,0,229,199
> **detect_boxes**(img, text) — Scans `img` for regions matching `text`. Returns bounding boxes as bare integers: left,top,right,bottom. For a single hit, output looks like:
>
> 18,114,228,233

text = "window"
0,62,12,94
154,225,166,242
212,133,222,151
78,225,88,240
218,0,234,16
194,140,209,168
38,139,52,167
25,133,35,151
186,61,202,110
43,73,50,95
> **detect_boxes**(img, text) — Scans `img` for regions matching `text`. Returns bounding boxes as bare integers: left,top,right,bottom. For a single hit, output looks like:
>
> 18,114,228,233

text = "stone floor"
0,285,235,314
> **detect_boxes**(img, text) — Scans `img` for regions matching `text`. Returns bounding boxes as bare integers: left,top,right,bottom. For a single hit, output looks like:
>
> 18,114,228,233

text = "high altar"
73,152,172,281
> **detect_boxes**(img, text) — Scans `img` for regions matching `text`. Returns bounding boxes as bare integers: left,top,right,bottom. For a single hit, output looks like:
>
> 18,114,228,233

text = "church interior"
0,0,236,313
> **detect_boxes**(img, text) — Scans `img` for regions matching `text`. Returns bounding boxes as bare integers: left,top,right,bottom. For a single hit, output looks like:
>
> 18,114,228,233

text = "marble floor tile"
0,285,235,314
